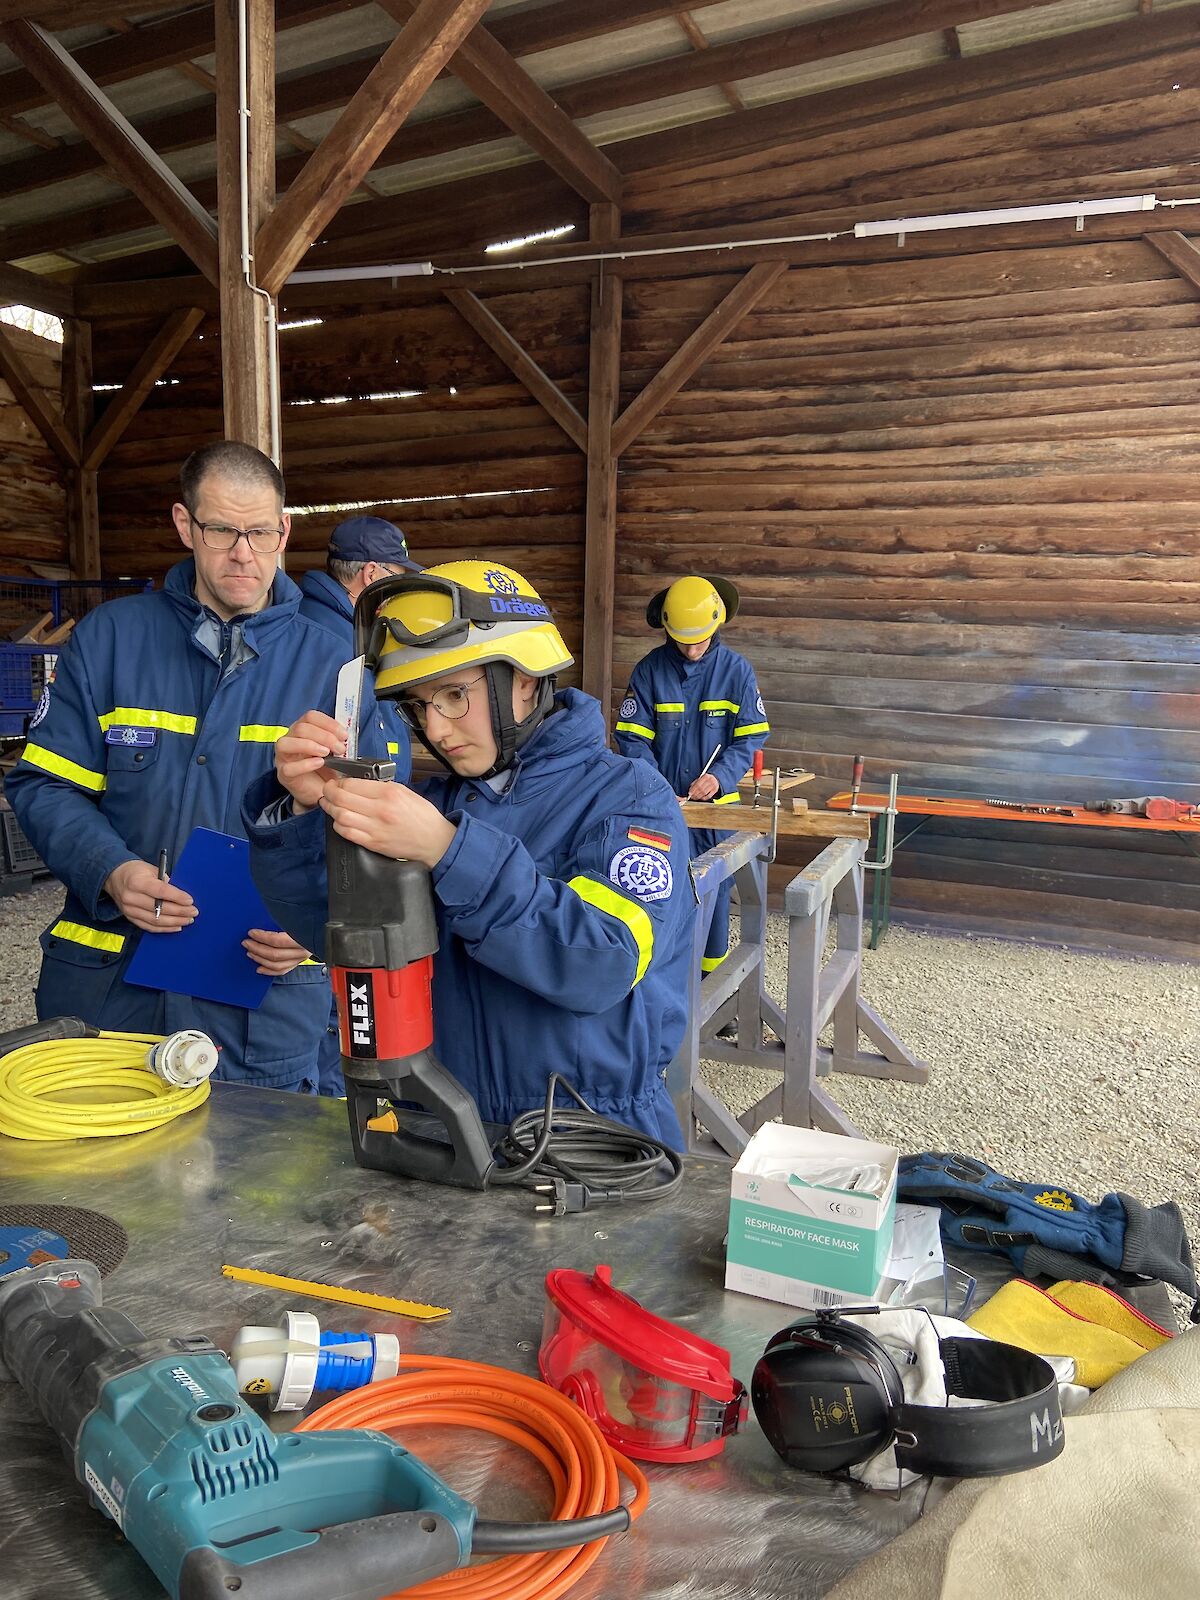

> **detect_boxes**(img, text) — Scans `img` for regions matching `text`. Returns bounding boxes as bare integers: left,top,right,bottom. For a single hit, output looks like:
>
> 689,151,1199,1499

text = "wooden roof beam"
0,322,79,466
0,0,1078,217
611,260,785,455
81,305,204,470
378,0,621,206
0,20,219,285
548,0,1084,123
0,0,351,115
0,260,73,319
254,0,493,298
443,287,588,450
1143,229,1200,296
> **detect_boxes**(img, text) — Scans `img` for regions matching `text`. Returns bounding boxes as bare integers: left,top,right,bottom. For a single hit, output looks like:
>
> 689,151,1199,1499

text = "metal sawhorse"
669,830,929,1157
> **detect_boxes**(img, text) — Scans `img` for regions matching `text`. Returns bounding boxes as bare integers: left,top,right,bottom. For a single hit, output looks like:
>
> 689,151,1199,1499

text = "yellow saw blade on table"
222,1263,450,1320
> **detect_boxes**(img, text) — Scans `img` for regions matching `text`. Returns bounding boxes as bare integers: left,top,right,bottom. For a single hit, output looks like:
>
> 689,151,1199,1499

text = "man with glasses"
8,439,386,1093
297,514,419,1092
244,560,692,1146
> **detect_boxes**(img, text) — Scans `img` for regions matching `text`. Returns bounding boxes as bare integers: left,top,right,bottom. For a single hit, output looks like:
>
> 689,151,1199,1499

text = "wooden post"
581,202,621,715
213,0,276,456
61,317,100,580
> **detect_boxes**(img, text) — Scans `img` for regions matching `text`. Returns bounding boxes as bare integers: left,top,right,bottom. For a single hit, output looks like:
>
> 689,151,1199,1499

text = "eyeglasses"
396,673,487,730
186,508,285,554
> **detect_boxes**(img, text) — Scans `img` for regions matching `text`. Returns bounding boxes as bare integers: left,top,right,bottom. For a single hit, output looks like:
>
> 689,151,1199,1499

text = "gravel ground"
3,883,1196,1319
703,914,1200,1326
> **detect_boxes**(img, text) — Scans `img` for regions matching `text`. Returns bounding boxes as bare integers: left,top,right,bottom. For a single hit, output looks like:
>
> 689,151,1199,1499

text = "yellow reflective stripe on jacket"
615,720,655,741
239,725,289,743
50,919,125,954
566,875,654,987
700,699,739,714
713,792,741,806
20,742,107,792
654,702,684,712
387,742,400,755
733,721,769,737
97,707,197,736
701,949,729,973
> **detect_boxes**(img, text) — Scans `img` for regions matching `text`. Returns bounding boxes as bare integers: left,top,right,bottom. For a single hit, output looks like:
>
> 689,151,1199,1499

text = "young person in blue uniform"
614,575,769,975
7,441,387,1093
297,513,418,1093
244,560,693,1146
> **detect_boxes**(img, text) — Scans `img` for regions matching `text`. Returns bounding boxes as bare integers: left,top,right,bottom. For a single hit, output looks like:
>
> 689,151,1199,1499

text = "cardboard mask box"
725,1123,898,1310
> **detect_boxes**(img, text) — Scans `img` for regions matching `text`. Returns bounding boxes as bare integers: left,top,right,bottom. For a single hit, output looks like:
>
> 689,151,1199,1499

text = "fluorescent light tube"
855,195,1156,238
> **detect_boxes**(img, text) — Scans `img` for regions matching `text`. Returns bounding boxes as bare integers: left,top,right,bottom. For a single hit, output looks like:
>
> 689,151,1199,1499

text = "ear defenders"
751,1308,1065,1479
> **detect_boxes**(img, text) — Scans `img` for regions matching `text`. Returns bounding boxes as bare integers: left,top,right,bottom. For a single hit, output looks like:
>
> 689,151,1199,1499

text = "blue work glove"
899,1153,1197,1306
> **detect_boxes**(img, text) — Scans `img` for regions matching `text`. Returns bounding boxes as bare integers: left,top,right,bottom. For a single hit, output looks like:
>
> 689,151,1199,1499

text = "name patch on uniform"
620,696,637,719
104,726,157,748
627,825,670,852
610,845,673,903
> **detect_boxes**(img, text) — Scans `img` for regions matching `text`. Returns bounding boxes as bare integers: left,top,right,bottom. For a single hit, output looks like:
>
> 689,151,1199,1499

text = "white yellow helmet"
646,575,739,644
356,560,573,776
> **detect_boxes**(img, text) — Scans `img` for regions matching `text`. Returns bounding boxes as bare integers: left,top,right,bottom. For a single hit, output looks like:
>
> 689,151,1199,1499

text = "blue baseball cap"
328,515,420,569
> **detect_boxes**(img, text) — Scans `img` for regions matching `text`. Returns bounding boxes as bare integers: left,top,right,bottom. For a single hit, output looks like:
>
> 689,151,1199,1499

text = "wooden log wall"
612,241,1200,953
92,285,590,666
0,323,66,582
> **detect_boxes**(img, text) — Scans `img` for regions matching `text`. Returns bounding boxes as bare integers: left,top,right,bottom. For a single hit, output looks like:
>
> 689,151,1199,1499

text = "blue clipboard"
124,827,281,1010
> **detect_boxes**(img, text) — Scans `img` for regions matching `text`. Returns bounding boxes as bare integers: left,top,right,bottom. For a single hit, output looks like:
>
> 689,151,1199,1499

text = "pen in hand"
154,849,168,921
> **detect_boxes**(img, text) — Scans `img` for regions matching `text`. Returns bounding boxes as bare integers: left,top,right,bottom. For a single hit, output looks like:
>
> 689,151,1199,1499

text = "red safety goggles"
540,1265,747,1464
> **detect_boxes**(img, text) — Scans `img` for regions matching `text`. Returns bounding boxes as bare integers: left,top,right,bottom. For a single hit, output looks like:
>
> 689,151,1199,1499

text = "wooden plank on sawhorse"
679,799,869,840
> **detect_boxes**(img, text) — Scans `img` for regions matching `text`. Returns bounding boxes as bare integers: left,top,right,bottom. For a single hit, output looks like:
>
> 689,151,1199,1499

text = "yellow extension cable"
0,1030,210,1140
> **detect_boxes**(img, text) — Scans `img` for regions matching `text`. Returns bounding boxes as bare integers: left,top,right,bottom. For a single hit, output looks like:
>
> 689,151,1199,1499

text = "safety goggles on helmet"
356,573,545,659
540,1265,747,1464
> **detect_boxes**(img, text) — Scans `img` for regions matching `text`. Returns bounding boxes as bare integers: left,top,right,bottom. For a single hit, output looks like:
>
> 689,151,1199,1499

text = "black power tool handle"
347,1053,494,1190
179,1512,464,1600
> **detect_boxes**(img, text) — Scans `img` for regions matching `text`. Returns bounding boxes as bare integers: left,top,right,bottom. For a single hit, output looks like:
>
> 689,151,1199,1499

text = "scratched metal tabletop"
0,1084,941,1599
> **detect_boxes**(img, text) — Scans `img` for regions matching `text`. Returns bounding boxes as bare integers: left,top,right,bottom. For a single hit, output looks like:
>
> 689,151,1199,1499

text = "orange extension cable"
296,1355,650,1600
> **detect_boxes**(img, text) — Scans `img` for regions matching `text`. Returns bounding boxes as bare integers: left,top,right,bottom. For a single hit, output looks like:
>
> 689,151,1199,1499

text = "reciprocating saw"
0,1260,628,1600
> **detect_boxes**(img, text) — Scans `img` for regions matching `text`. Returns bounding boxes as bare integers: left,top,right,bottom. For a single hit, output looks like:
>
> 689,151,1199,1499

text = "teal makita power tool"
0,1260,629,1600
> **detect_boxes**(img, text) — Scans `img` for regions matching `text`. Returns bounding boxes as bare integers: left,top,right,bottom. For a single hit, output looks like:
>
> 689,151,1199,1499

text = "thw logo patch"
610,846,672,903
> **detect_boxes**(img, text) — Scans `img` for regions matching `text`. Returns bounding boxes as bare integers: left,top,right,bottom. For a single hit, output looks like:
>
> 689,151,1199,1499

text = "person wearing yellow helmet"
615,574,770,978
244,560,693,1146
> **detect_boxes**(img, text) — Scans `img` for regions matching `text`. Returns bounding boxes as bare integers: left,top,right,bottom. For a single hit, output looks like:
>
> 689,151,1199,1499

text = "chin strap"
478,663,555,779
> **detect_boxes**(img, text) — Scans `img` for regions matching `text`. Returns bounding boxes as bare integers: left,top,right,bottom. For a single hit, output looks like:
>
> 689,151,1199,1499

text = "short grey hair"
327,557,368,586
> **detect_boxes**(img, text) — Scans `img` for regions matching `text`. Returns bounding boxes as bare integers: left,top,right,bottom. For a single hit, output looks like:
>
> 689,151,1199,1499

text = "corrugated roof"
0,0,1187,277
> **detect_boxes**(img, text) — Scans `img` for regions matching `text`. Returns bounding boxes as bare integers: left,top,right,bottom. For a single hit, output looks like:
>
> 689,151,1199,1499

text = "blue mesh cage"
0,577,151,736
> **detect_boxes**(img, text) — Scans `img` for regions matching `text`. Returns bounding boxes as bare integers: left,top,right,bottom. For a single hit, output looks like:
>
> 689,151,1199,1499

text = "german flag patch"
627,825,670,852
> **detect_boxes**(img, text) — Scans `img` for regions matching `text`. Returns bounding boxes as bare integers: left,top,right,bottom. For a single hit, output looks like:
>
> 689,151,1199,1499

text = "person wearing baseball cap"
297,515,420,1091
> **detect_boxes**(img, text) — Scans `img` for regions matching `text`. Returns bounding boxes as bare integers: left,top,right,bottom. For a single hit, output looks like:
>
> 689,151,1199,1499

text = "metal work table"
0,1083,926,1600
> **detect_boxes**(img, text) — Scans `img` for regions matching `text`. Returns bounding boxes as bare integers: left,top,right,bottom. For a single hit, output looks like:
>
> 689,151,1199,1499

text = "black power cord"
487,1073,684,1215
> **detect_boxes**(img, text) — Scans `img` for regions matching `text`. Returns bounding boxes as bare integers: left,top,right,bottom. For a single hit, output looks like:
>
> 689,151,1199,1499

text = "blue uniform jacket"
614,639,769,968
298,571,410,765
243,688,692,1145
7,558,392,1091
614,638,769,804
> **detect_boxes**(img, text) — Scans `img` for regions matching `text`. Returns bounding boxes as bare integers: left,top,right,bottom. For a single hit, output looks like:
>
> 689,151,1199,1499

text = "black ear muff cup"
751,1318,906,1474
